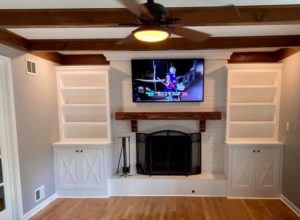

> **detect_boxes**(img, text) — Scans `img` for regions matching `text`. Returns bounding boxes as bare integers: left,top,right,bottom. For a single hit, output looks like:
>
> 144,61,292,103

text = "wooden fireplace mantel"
115,112,222,132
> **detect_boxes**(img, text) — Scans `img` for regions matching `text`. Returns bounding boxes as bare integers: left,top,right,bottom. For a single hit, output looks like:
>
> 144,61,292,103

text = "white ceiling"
4,1,300,53
8,25,300,39
1,0,300,9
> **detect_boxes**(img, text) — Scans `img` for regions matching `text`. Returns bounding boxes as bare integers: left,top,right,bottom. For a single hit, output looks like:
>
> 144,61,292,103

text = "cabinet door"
231,147,256,191
255,148,281,191
57,149,79,189
80,149,105,189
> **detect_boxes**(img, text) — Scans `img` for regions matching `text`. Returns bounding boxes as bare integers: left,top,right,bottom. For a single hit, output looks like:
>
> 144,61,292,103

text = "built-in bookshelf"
55,66,111,144
226,64,282,144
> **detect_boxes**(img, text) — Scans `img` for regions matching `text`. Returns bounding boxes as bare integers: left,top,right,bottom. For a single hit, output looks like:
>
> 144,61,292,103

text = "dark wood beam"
0,28,109,65
29,36,300,51
229,47,300,63
115,112,222,120
29,53,110,65
0,28,30,51
115,112,222,132
1,5,300,28
30,51,63,63
0,28,64,63
274,48,300,61
229,52,277,63
60,54,110,65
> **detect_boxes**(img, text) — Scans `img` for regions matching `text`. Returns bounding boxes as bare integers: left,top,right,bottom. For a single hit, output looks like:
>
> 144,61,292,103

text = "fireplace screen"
136,130,201,176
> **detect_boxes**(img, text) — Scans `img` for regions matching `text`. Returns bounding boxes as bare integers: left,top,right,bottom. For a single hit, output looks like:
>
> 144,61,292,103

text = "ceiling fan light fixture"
133,26,169,42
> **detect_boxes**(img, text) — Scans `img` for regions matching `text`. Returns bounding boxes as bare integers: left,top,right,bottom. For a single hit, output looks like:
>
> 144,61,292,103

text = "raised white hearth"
109,173,226,196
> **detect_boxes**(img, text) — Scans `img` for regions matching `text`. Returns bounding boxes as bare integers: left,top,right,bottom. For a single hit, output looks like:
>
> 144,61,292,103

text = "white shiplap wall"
109,59,227,174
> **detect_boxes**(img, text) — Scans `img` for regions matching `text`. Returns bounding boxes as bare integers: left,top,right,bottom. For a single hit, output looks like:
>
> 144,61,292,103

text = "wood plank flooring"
31,197,299,220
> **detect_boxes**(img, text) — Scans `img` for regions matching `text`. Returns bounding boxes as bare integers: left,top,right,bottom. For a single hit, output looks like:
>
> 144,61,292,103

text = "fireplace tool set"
116,136,131,177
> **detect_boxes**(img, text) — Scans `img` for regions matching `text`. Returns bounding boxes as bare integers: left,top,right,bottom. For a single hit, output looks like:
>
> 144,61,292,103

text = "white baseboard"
57,195,109,199
227,197,280,200
56,188,108,197
22,193,57,220
281,194,300,217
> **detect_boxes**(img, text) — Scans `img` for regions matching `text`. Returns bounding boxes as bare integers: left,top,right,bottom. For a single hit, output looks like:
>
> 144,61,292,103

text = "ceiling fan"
118,0,240,44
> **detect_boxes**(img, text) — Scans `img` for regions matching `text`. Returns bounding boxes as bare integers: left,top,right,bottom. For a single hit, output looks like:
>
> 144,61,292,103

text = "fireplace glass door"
136,130,201,176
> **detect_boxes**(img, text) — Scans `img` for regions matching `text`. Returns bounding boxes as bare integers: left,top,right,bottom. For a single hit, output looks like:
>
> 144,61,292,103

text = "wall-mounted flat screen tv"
132,59,204,102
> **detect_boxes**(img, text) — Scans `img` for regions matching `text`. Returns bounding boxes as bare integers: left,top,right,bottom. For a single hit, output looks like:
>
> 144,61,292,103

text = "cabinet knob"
253,150,256,153
76,150,79,153
81,150,83,153
258,150,260,153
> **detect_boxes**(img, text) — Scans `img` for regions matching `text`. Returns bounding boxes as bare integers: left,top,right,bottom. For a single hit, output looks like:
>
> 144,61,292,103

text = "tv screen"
132,59,204,102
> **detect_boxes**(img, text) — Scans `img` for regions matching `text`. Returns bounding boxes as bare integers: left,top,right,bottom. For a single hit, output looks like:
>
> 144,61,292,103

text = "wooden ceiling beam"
0,28,109,65
274,48,300,61
60,54,110,65
1,5,300,27
229,52,277,63
229,47,300,63
0,28,64,63
29,36,300,51
0,28,30,51
30,51,63,63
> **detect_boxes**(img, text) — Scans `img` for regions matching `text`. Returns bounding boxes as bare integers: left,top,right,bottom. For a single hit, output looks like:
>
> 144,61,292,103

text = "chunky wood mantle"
115,112,222,132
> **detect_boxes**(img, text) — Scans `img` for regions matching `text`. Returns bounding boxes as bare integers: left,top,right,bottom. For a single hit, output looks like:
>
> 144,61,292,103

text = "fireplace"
136,130,201,176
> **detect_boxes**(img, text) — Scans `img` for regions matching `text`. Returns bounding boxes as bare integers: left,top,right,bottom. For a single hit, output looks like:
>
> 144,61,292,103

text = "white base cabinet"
54,144,112,197
228,144,282,197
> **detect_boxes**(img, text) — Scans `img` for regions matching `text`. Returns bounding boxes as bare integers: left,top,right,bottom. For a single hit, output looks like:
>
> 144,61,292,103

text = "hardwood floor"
31,197,299,220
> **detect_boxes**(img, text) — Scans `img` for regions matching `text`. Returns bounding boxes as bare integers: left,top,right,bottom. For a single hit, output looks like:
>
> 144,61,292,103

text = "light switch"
286,121,290,131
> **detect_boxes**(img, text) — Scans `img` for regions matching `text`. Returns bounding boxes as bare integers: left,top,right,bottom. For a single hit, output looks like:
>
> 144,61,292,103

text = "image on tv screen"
132,59,204,102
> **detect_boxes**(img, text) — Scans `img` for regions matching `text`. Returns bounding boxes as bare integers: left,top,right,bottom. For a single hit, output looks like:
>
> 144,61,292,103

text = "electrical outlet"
35,185,45,203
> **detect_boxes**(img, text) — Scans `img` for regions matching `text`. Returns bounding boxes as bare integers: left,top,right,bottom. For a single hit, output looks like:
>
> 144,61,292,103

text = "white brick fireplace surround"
107,51,229,196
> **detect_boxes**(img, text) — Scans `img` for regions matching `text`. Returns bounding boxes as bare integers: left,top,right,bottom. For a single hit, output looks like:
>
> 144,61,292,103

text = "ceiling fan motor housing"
144,0,169,21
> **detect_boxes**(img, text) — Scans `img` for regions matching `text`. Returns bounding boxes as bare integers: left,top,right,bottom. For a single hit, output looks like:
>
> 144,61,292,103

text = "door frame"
0,56,23,220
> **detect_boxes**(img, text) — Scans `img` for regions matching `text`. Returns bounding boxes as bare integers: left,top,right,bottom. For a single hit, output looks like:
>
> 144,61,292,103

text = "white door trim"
0,56,23,220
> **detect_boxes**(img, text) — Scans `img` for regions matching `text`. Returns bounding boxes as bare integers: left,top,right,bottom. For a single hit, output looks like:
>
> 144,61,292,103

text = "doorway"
0,55,22,220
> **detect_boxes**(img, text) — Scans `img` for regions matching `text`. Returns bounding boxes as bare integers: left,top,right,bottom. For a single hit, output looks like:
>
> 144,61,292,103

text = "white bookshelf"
56,66,111,144
226,64,282,144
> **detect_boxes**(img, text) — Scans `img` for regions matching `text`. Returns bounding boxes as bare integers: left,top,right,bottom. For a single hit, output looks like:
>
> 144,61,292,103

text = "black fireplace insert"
136,130,201,176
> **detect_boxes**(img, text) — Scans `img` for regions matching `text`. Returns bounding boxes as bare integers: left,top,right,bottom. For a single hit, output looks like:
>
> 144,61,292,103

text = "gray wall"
0,44,60,214
279,52,300,209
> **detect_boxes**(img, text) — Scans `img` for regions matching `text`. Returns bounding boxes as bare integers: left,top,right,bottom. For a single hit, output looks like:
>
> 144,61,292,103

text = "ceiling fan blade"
119,0,154,20
224,4,241,18
116,33,136,45
164,26,211,43
119,0,142,16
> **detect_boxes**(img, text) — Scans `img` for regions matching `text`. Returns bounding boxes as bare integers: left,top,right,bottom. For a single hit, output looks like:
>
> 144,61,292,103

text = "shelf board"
62,104,106,107
60,72,104,76
226,139,283,146
230,85,276,89
53,138,112,146
63,122,107,126
229,121,275,125
61,87,106,90
230,102,276,106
